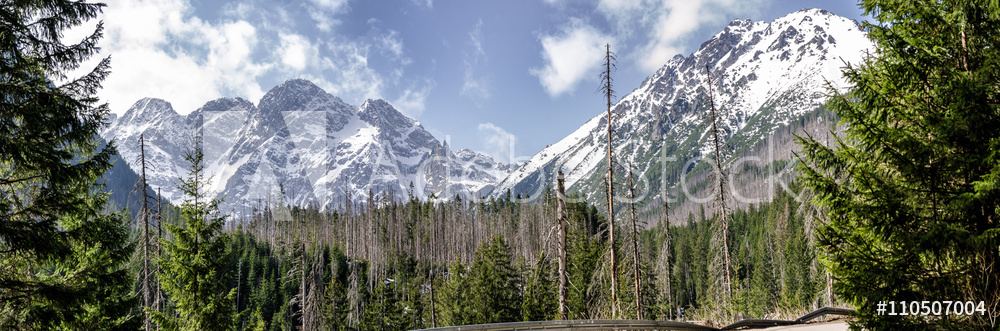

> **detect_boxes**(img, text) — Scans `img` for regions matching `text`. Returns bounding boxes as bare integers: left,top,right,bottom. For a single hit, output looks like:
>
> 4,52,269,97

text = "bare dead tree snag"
599,42,620,319
661,198,674,320
627,161,642,319
137,134,153,331
156,187,163,316
556,170,568,320
704,64,733,302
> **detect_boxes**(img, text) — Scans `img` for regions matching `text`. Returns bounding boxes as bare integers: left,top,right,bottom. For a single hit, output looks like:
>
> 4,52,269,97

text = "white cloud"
530,19,613,97
279,33,314,71
67,0,400,115
462,20,490,105
323,40,382,101
477,123,516,163
392,80,435,118
85,0,273,113
597,0,765,71
309,0,349,14
306,0,348,31
309,10,337,33
102,48,221,113
411,0,433,9
377,30,411,65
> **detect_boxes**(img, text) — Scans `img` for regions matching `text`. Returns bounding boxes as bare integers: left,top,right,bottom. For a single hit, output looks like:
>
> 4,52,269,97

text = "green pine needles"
151,134,243,330
1,0,139,329
797,0,1000,329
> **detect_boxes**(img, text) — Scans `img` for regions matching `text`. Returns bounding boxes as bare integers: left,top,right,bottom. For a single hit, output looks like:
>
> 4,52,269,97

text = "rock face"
491,9,874,204
103,79,514,213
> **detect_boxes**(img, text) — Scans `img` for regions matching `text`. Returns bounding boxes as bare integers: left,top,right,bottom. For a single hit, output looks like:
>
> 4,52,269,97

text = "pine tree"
437,259,472,326
657,199,675,320
521,251,556,322
150,134,241,330
468,236,521,324
1,0,138,328
797,0,1000,328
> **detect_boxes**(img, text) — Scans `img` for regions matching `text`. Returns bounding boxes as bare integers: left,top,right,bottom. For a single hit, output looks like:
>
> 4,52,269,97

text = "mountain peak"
132,97,175,113
359,98,414,130
795,8,834,16
492,8,873,201
258,78,335,113
119,98,178,123
195,97,255,113
277,78,322,92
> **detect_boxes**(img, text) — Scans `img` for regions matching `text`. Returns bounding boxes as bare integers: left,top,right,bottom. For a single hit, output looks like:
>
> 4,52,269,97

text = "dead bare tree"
704,64,733,304
556,170,569,320
627,161,642,319
134,134,156,331
599,42,620,319
658,198,674,320
156,187,163,318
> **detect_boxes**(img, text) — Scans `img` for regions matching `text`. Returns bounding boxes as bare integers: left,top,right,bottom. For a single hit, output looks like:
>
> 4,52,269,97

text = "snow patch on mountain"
492,8,874,202
103,79,515,214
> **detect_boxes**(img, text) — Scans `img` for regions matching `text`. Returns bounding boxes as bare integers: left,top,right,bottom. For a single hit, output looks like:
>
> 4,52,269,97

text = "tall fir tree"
468,236,521,324
797,0,1000,328
436,259,472,327
151,134,241,330
1,0,138,328
521,251,556,322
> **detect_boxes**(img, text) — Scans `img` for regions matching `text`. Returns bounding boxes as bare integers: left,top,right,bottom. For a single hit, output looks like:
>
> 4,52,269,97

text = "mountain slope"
103,80,513,213
492,9,873,210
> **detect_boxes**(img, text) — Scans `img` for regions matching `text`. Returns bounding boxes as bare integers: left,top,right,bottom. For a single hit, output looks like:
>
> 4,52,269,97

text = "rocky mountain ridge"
102,79,514,213
491,9,873,211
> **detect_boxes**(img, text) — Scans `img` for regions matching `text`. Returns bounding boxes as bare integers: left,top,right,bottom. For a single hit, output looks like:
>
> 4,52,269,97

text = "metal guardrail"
793,307,854,324
415,306,854,331
415,319,716,330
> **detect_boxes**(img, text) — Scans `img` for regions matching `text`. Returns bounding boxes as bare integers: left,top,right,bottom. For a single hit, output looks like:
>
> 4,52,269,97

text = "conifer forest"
2,0,999,330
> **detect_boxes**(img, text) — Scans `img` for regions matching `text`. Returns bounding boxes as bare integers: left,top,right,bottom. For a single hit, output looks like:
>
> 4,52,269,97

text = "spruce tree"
151,134,241,330
468,236,521,324
1,0,138,328
797,0,1000,328
437,259,472,326
521,252,556,322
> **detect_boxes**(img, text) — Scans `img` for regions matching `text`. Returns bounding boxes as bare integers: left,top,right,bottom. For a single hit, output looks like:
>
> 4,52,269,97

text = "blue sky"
84,0,867,163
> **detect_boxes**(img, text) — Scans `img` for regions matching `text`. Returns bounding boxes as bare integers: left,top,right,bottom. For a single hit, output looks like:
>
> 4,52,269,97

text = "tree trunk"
704,64,732,302
628,164,642,319
662,199,673,320
138,134,152,331
601,43,619,319
156,187,163,317
430,268,438,328
556,171,569,320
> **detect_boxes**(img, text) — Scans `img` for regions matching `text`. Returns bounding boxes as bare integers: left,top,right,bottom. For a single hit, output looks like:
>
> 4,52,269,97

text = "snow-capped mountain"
102,79,514,213
492,9,873,204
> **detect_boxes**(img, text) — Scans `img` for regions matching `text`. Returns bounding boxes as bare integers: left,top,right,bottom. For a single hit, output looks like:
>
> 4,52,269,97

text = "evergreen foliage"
521,252,556,322
151,137,241,330
468,236,521,324
437,259,473,327
797,0,1000,328
1,0,138,328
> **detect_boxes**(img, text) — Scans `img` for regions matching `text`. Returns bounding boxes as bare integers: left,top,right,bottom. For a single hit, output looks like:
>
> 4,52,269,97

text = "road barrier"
415,306,854,330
